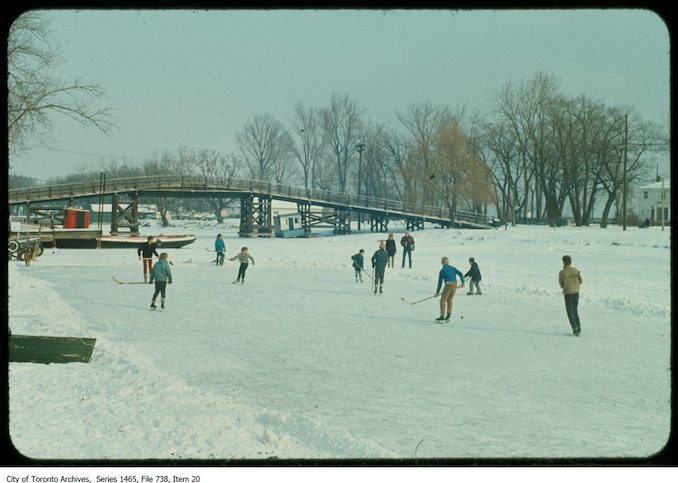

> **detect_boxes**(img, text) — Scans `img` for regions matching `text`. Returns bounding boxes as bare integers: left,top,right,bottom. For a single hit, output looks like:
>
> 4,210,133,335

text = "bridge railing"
9,175,493,226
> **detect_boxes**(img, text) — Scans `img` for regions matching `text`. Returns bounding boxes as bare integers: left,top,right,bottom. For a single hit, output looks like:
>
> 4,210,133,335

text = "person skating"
400,231,415,268
434,257,465,322
137,236,159,282
149,252,172,309
464,257,482,295
371,241,389,294
230,246,255,284
385,233,397,268
351,249,365,283
559,255,583,336
215,234,225,266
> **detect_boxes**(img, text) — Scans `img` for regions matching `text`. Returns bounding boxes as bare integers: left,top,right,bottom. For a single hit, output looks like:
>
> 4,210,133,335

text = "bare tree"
7,12,115,158
236,113,294,182
142,152,184,227
358,123,395,201
193,149,239,223
477,120,530,225
496,72,563,225
383,128,416,204
290,102,326,189
320,92,365,192
396,103,452,205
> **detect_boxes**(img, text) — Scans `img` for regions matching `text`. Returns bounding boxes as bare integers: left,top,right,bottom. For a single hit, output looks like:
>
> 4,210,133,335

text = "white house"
637,179,670,224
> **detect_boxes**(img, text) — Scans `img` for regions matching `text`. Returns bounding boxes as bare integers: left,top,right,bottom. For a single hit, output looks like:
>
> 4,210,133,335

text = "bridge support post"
239,195,273,237
296,201,312,237
333,209,351,234
110,192,139,236
406,218,425,231
239,195,253,237
370,214,388,232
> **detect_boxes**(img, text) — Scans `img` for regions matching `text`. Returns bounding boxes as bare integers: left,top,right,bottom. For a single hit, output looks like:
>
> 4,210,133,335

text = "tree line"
8,14,667,228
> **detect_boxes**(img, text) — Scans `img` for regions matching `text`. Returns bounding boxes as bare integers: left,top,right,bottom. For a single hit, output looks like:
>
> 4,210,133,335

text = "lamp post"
356,142,365,231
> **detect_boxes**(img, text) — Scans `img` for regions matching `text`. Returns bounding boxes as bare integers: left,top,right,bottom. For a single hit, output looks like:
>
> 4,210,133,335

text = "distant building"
637,179,670,224
274,212,307,238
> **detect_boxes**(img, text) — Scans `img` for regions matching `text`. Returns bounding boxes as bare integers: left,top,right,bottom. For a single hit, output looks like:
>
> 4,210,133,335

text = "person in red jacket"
400,232,415,268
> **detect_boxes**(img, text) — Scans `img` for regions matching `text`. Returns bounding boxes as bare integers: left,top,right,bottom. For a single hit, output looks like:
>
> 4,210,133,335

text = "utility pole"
356,143,365,231
622,114,629,231
661,175,665,231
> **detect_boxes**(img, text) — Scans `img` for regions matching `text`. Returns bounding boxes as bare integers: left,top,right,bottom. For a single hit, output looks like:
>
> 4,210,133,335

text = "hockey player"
434,257,465,322
371,241,389,294
215,234,225,265
149,252,172,309
465,257,483,295
230,246,255,284
351,249,365,282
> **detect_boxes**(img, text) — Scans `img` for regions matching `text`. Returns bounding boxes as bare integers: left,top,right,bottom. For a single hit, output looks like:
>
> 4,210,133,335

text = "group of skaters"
213,233,255,284
136,230,583,336
137,236,172,309
136,234,254,309
350,233,583,335
351,232,418,291
350,232,483,323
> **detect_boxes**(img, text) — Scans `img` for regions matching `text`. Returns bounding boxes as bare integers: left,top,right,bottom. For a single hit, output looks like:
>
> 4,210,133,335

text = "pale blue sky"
9,9,670,180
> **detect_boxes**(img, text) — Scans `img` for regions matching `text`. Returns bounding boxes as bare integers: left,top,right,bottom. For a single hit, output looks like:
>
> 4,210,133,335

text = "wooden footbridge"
8,175,492,237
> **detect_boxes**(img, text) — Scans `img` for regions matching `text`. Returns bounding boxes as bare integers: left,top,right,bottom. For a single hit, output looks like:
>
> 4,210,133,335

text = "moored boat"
98,234,196,249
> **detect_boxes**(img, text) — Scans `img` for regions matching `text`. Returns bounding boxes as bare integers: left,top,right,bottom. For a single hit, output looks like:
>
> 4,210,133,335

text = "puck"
460,316,464,319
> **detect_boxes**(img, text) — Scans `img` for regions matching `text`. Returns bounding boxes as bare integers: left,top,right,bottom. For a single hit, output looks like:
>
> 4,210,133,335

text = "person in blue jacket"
214,234,225,266
434,257,465,322
149,252,173,309
351,249,365,283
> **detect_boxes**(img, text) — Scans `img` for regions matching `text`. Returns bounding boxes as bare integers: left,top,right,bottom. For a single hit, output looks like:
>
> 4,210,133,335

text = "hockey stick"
401,295,437,305
112,276,149,285
353,262,372,279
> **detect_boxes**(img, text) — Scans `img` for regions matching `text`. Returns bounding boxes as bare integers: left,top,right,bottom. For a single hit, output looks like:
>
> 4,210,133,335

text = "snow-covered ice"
7,221,671,460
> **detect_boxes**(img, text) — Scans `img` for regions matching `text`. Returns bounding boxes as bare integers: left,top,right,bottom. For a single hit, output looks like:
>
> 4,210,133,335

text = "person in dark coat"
371,241,389,294
385,233,397,268
464,257,482,295
137,236,159,282
351,249,365,283
400,232,415,268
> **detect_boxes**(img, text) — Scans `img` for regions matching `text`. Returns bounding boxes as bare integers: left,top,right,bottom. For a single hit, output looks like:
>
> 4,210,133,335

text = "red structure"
63,208,90,229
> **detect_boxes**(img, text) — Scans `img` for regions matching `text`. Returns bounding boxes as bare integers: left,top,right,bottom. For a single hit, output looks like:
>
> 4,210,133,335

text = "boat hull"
98,235,197,249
